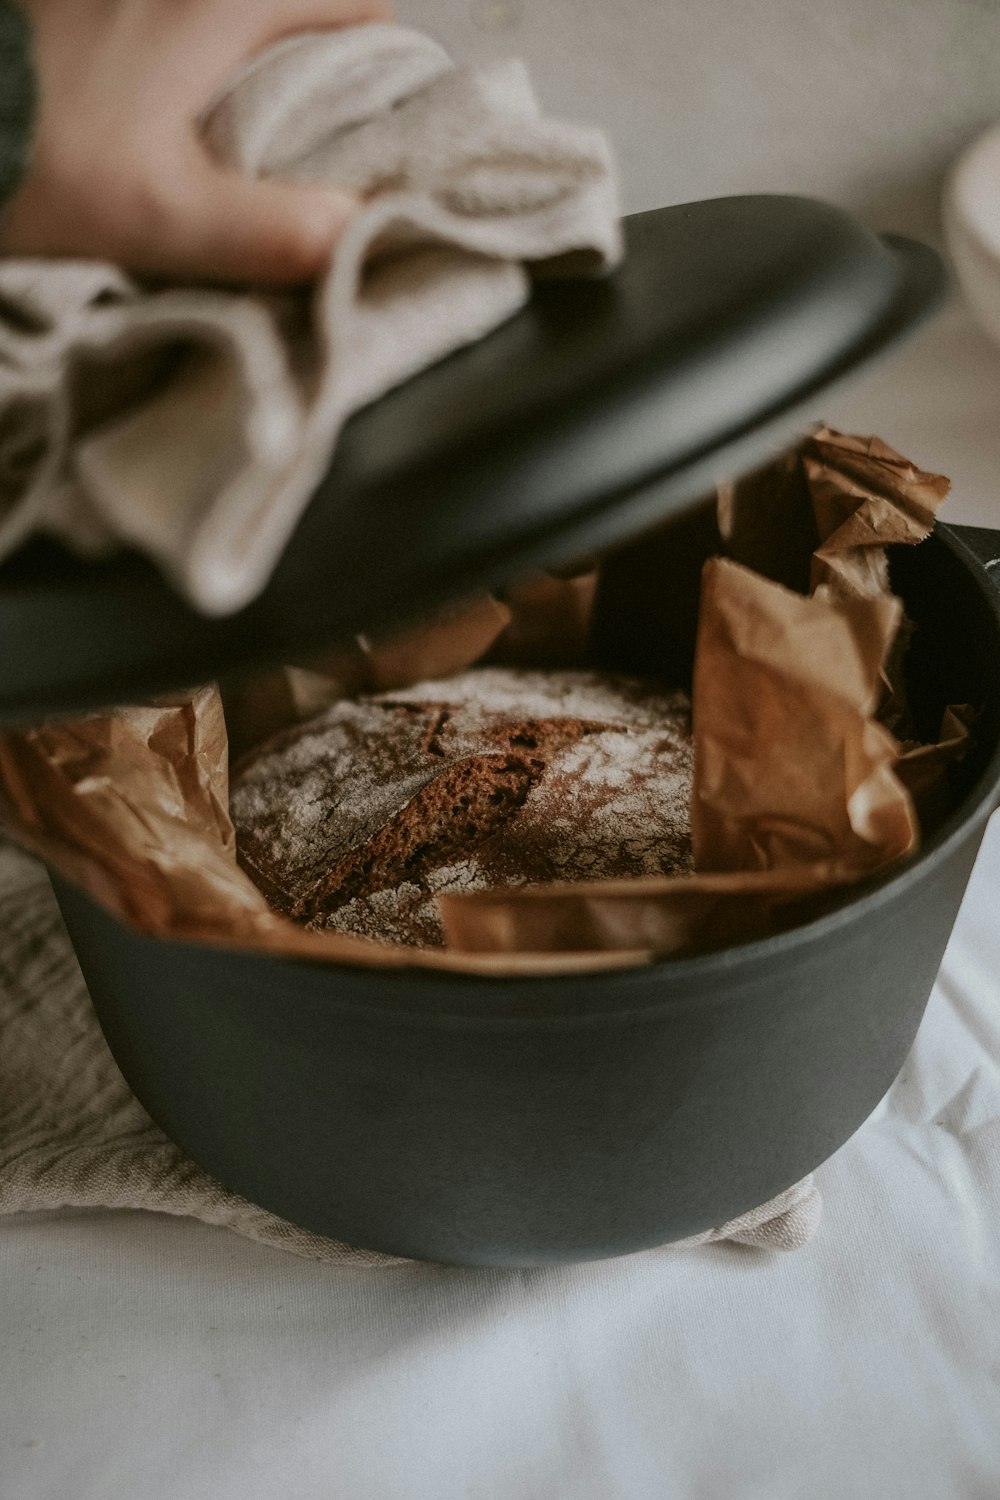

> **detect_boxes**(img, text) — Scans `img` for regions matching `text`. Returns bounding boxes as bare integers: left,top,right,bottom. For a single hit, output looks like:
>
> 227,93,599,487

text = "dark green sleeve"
0,1,37,209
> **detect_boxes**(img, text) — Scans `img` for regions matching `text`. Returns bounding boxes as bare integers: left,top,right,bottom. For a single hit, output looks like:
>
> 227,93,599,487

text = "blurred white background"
400,0,1000,239
399,0,1000,520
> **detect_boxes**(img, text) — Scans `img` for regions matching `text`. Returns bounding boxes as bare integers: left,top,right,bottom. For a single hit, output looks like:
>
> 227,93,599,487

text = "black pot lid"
0,194,944,723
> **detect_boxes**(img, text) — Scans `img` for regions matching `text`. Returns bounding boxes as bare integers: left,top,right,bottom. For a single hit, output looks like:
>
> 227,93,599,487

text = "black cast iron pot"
49,522,1000,1266
4,196,996,1266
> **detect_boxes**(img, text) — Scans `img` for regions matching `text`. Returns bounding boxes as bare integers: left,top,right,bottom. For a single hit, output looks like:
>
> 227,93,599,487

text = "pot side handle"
942,523,1000,585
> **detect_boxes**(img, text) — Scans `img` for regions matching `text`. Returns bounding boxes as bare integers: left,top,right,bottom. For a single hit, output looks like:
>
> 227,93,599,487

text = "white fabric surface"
2,304,1000,1500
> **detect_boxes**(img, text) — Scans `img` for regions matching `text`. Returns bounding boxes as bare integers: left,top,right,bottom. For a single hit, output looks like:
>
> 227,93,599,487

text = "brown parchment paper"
440,431,963,958
720,425,957,738
0,430,971,973
439,560,919,958
718,426,950,601
804,428,951,601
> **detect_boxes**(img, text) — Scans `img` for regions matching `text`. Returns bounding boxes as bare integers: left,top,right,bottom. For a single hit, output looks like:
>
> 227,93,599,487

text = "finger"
249,0,396,41
132,164,360,285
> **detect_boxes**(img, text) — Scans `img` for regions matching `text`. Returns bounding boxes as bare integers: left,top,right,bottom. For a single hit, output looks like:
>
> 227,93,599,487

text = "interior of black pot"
888,533,1000,763
219,504,1000,970
584,506,1000,843
224,501,1000,847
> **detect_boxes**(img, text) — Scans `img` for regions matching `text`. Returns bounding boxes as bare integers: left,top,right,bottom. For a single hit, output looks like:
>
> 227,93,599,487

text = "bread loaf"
230,668,694,947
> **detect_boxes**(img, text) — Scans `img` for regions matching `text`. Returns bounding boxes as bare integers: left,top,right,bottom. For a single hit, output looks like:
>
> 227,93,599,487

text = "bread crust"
230,668,693,947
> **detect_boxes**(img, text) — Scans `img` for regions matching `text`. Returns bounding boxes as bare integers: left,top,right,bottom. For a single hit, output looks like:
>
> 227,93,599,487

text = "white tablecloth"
2,303,1000,1500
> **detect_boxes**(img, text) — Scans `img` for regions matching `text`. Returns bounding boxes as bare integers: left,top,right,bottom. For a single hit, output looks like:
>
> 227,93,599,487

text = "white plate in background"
945,122,1000,349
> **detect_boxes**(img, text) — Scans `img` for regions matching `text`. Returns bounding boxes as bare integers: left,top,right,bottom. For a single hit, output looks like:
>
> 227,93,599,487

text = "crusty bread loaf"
231,668,693,947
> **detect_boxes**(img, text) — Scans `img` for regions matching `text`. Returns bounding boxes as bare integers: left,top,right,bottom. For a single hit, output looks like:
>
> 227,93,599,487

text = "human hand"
1,0,394,283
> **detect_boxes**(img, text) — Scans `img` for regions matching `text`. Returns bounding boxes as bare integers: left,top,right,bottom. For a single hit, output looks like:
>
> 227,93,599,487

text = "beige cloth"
0,838,821,1261
0,23,622,615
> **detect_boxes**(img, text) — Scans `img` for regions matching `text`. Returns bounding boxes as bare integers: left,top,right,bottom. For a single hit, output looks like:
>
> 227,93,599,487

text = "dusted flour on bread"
230,668,694,947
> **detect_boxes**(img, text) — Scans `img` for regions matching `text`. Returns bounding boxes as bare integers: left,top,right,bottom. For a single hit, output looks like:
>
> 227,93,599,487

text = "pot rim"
54,525,1000,1024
